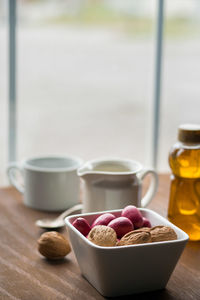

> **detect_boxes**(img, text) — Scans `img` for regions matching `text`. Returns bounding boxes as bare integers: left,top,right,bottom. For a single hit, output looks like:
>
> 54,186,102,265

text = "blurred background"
1,0,200,185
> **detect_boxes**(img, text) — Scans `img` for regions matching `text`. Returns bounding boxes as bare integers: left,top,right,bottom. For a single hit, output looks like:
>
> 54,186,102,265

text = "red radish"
142,217,151,228
121,205,144,228
91,213,116,228
108,217,133,238
72,217,91,236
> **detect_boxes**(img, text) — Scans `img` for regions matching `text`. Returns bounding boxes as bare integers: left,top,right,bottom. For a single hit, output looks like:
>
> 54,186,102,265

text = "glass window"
2,0,200,185
17,0,156,174
159,0,200,171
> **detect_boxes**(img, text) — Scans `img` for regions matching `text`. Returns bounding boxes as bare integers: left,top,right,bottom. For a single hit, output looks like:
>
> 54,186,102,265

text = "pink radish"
91,213,116,228
142,217,151,228
72,217,91,236
121,205,144,228
108,217,133,238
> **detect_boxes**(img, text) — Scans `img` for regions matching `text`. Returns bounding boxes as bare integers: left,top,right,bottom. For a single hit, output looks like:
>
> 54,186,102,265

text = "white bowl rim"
65,208,189,250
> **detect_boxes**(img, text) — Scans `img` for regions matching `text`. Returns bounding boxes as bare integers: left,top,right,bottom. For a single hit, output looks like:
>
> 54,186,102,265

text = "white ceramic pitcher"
78,158,158,213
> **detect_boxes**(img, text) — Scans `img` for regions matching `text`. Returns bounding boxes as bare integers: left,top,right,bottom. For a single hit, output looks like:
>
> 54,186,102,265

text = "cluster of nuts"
72,205,177,247
37,205,178,259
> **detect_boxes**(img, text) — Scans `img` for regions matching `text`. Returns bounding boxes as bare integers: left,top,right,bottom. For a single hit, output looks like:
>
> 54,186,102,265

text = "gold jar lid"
178,124,200,144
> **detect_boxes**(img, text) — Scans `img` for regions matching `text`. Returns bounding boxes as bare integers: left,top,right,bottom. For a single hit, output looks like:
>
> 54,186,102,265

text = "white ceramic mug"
78,158,159,213
7,156,83,211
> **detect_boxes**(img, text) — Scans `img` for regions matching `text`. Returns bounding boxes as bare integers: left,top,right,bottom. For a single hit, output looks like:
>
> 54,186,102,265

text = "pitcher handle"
136,168,158,207
7,162,25,194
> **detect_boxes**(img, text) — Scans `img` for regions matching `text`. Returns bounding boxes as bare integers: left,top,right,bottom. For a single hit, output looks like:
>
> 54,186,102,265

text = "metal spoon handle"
57,204,83,221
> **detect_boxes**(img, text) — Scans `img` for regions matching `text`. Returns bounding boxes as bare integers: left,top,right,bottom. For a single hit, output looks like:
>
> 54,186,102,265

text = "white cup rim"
21,155,83,173
78,157,143,176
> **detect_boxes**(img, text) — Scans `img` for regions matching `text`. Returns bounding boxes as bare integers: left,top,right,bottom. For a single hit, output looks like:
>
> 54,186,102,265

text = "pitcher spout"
77,164,93,177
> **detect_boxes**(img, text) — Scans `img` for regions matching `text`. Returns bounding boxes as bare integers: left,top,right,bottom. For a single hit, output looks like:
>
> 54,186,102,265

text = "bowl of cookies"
65,206,188,297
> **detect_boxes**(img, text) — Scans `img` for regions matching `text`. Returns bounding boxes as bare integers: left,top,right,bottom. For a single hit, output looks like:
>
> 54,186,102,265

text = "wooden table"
0,174,200,300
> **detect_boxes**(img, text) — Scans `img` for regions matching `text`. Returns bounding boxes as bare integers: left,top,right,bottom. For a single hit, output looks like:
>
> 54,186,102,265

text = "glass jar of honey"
168,124,200,241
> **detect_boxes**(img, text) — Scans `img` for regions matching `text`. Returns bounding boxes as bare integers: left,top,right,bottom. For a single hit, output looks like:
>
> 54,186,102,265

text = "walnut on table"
38,231,71,260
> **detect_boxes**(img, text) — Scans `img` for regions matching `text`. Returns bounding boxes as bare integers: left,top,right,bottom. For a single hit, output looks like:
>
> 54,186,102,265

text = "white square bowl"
65,208,188,297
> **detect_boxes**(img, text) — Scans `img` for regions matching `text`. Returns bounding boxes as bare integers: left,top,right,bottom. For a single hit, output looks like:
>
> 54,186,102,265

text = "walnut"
88,225,117,247
133,227,151,233
38,231,71,259
117,230,151,246
150,226,177,242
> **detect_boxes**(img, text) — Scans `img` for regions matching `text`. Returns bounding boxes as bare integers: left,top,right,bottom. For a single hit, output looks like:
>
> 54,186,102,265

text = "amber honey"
168,125,200,241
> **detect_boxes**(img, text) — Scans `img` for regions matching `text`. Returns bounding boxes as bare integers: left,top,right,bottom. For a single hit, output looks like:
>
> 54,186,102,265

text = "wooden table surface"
0,174,200,300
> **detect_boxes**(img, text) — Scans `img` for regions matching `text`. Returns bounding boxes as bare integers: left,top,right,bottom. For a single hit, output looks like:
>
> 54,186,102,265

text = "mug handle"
136,168,158,207
7,162,25,194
